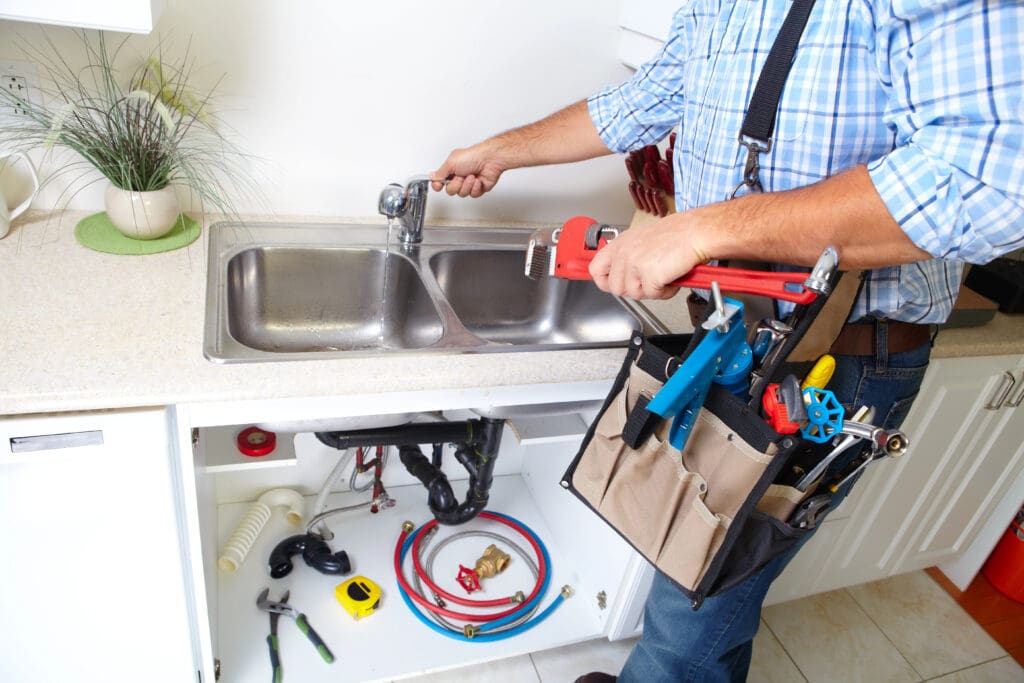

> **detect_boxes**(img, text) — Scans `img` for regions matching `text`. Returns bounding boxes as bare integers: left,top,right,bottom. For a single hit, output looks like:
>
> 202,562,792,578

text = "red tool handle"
553,215,819,305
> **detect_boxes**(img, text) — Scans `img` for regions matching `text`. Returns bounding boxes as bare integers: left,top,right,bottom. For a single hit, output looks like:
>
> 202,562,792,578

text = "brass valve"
474,544,511,579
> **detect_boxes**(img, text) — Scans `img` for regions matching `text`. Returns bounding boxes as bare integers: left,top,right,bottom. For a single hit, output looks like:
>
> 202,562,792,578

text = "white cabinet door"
0,408,196,683
0,0,162,33
894,355,1024,573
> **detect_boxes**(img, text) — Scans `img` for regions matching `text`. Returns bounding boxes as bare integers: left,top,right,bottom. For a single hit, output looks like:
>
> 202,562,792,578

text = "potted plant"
0,32,256,241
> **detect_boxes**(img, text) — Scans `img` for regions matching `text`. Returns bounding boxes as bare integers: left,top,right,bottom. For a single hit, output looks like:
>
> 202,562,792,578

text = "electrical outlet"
0,60,40,122
2,75,31,114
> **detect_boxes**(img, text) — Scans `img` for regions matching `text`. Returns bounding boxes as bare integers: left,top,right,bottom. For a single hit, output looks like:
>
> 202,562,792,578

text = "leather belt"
829,319,932,356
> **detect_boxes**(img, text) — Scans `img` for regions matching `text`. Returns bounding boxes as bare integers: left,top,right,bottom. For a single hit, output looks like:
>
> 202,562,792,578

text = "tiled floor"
399,570,1024,682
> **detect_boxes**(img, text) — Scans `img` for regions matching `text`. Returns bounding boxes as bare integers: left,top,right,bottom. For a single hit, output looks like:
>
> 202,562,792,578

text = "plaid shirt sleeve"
867,0,1024,264
587,8,690,153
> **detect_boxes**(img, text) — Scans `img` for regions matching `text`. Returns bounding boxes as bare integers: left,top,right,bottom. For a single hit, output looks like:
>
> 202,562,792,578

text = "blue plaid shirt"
589,0,1024,323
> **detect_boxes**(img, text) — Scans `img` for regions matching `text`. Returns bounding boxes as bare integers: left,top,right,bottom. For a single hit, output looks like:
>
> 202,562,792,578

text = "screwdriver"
802,354,836,392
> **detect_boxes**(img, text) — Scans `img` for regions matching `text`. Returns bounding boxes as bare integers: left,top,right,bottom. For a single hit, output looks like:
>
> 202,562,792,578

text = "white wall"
0,0,639,225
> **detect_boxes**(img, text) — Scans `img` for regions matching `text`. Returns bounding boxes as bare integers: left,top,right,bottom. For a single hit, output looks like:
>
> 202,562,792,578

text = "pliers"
256,588,334,682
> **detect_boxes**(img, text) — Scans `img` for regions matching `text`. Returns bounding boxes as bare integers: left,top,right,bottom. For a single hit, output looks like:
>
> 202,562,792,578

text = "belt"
829,319,932,356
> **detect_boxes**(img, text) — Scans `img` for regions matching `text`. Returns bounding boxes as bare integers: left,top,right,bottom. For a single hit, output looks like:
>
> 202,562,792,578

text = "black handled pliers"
256,588,334,681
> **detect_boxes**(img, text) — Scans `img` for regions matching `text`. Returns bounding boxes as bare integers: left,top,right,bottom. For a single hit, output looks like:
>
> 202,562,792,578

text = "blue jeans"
618,338,933,683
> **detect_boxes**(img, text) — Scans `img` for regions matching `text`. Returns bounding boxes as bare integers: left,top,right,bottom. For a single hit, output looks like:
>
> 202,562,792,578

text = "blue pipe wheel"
801,387,843,443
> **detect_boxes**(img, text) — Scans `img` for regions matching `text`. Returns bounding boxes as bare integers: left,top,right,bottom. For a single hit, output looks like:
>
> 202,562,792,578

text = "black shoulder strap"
740,0,819,145
733,0,819,196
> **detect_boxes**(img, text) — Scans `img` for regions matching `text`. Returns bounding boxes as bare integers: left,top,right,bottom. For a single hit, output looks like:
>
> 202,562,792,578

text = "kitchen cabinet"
0,0,163,34
765,353,1024,605
178,390,649,683
3,351,1023,681
0,408,197,683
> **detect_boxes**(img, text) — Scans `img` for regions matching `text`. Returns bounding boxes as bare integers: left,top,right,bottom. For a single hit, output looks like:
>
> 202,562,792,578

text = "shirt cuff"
867,147,1002,263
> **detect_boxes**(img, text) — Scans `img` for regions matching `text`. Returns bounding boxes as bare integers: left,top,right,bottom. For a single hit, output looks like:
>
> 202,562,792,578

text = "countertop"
2,211,1022,418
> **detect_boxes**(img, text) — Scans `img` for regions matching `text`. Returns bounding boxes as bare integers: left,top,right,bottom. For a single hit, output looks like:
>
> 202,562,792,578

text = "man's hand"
588,213,707,300
431,143,507,198
431,100,613,199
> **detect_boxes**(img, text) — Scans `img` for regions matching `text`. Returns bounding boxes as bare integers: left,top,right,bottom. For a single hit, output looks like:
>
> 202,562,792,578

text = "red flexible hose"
411,514,545,608
393,511,548,622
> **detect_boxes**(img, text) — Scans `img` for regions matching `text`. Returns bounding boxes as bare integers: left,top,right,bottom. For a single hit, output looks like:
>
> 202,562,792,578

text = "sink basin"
226,246,443,352
429,249,640,346
204,222,658,363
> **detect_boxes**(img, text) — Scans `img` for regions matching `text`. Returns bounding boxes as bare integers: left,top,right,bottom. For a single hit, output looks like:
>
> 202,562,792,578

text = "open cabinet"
181,395,650,682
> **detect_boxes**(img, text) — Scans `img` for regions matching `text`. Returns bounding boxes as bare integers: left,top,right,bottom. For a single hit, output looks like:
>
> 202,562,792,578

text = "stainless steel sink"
204,222,658,363
428,249,639,346
226,247,443,352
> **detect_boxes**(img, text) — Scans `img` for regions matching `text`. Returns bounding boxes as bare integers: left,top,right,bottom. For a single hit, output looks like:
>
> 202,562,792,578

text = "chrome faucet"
378,175,431,245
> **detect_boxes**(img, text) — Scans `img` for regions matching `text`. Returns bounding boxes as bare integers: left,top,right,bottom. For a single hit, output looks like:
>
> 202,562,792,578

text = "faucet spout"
378,175,431,245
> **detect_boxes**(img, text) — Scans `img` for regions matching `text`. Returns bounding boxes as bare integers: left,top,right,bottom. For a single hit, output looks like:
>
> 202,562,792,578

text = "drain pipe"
315,418,504,525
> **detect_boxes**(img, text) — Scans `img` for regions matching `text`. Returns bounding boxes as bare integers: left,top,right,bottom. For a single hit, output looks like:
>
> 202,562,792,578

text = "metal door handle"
985,371,1016,410
9,430,104,453
1006,371,1024,408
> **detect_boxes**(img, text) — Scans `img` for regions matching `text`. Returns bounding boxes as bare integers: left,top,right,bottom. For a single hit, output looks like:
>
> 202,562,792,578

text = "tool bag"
562,0,850,609
560,268,862,607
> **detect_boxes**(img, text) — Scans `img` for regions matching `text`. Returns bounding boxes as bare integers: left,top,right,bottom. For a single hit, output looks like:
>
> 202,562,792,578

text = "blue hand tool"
645,296,750,450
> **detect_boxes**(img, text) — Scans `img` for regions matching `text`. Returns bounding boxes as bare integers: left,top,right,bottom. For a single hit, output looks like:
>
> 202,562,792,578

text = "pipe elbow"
257,487,306,526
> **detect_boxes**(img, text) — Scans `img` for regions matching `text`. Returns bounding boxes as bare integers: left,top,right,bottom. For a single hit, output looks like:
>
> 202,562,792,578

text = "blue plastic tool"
646,297,749,450
800,387,844,443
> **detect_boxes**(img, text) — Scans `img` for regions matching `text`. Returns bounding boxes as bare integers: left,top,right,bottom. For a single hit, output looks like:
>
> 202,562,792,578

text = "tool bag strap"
739,0,819,150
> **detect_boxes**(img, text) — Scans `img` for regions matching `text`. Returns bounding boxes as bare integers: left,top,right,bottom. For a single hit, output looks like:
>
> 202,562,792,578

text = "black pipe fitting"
316,417,505,525
269,533,351,579
315,421,473,449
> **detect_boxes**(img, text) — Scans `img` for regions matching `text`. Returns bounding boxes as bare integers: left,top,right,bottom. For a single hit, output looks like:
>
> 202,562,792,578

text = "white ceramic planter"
104,184,180,240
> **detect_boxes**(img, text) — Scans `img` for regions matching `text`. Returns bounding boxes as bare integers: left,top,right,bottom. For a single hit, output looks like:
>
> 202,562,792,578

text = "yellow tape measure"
335,576,382,620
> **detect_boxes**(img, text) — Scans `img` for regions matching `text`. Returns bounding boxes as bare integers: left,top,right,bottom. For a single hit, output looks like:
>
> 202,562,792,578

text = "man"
432,0,1024,680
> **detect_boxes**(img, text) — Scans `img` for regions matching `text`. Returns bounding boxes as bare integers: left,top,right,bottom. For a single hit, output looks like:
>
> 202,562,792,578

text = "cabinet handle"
985,371,1016,410
1007,372,1024,408
9,430,104,453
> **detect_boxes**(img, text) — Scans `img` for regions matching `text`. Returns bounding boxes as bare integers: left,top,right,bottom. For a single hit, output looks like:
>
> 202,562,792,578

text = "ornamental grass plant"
0,30,257,216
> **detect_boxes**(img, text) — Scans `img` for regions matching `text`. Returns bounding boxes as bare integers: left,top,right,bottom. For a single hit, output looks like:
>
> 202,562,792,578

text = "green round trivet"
74,212,200,255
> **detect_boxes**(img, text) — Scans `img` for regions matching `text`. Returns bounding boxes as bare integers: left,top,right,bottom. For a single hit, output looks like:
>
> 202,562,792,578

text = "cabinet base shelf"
214,475,607,682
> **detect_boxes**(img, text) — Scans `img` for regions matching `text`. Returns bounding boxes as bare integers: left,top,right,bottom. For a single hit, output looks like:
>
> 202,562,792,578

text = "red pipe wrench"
525,215,821,305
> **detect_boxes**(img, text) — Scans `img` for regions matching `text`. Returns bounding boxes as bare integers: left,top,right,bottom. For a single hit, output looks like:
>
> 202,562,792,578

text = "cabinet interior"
190,408,644,682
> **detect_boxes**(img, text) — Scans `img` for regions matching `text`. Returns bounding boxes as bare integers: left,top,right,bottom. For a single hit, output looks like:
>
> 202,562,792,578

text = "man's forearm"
692,166,932,270
486,100,613,170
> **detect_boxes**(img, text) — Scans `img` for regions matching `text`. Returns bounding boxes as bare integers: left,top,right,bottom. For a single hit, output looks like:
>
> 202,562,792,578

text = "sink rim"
203,220,656,364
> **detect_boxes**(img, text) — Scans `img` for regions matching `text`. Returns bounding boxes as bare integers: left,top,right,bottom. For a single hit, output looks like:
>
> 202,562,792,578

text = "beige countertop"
2,211,1022,417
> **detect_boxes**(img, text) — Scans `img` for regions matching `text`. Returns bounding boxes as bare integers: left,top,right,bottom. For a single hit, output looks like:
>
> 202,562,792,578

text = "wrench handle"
295,613,334,663
266,634,282,683
552,216,818,304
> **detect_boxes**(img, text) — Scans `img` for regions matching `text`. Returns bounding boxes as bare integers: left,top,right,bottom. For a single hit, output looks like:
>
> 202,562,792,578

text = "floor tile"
848,571,1007,679
530,636,637,681
762,588,920,682
395,654,540,682
925,656,1024,682
750,620,806,683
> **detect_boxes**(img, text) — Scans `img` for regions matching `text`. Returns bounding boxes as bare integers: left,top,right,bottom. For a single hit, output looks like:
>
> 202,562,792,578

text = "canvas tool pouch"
561,274,862,609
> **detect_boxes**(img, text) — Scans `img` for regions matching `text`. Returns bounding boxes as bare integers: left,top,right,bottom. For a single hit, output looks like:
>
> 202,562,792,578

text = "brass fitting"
474,543,511,579
463,624,479,639
560,585,574,599
511,590,526,604
401,520,415,533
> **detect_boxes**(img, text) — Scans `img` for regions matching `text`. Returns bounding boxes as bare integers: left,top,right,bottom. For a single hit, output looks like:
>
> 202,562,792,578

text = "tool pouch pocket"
562,332,821,609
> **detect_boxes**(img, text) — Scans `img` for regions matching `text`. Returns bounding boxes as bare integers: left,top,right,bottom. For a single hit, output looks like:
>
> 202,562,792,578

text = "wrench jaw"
804,247,839,296
524,226,561,280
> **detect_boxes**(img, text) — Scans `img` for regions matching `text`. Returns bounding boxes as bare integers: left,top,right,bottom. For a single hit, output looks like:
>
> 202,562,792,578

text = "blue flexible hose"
395,511,567,642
